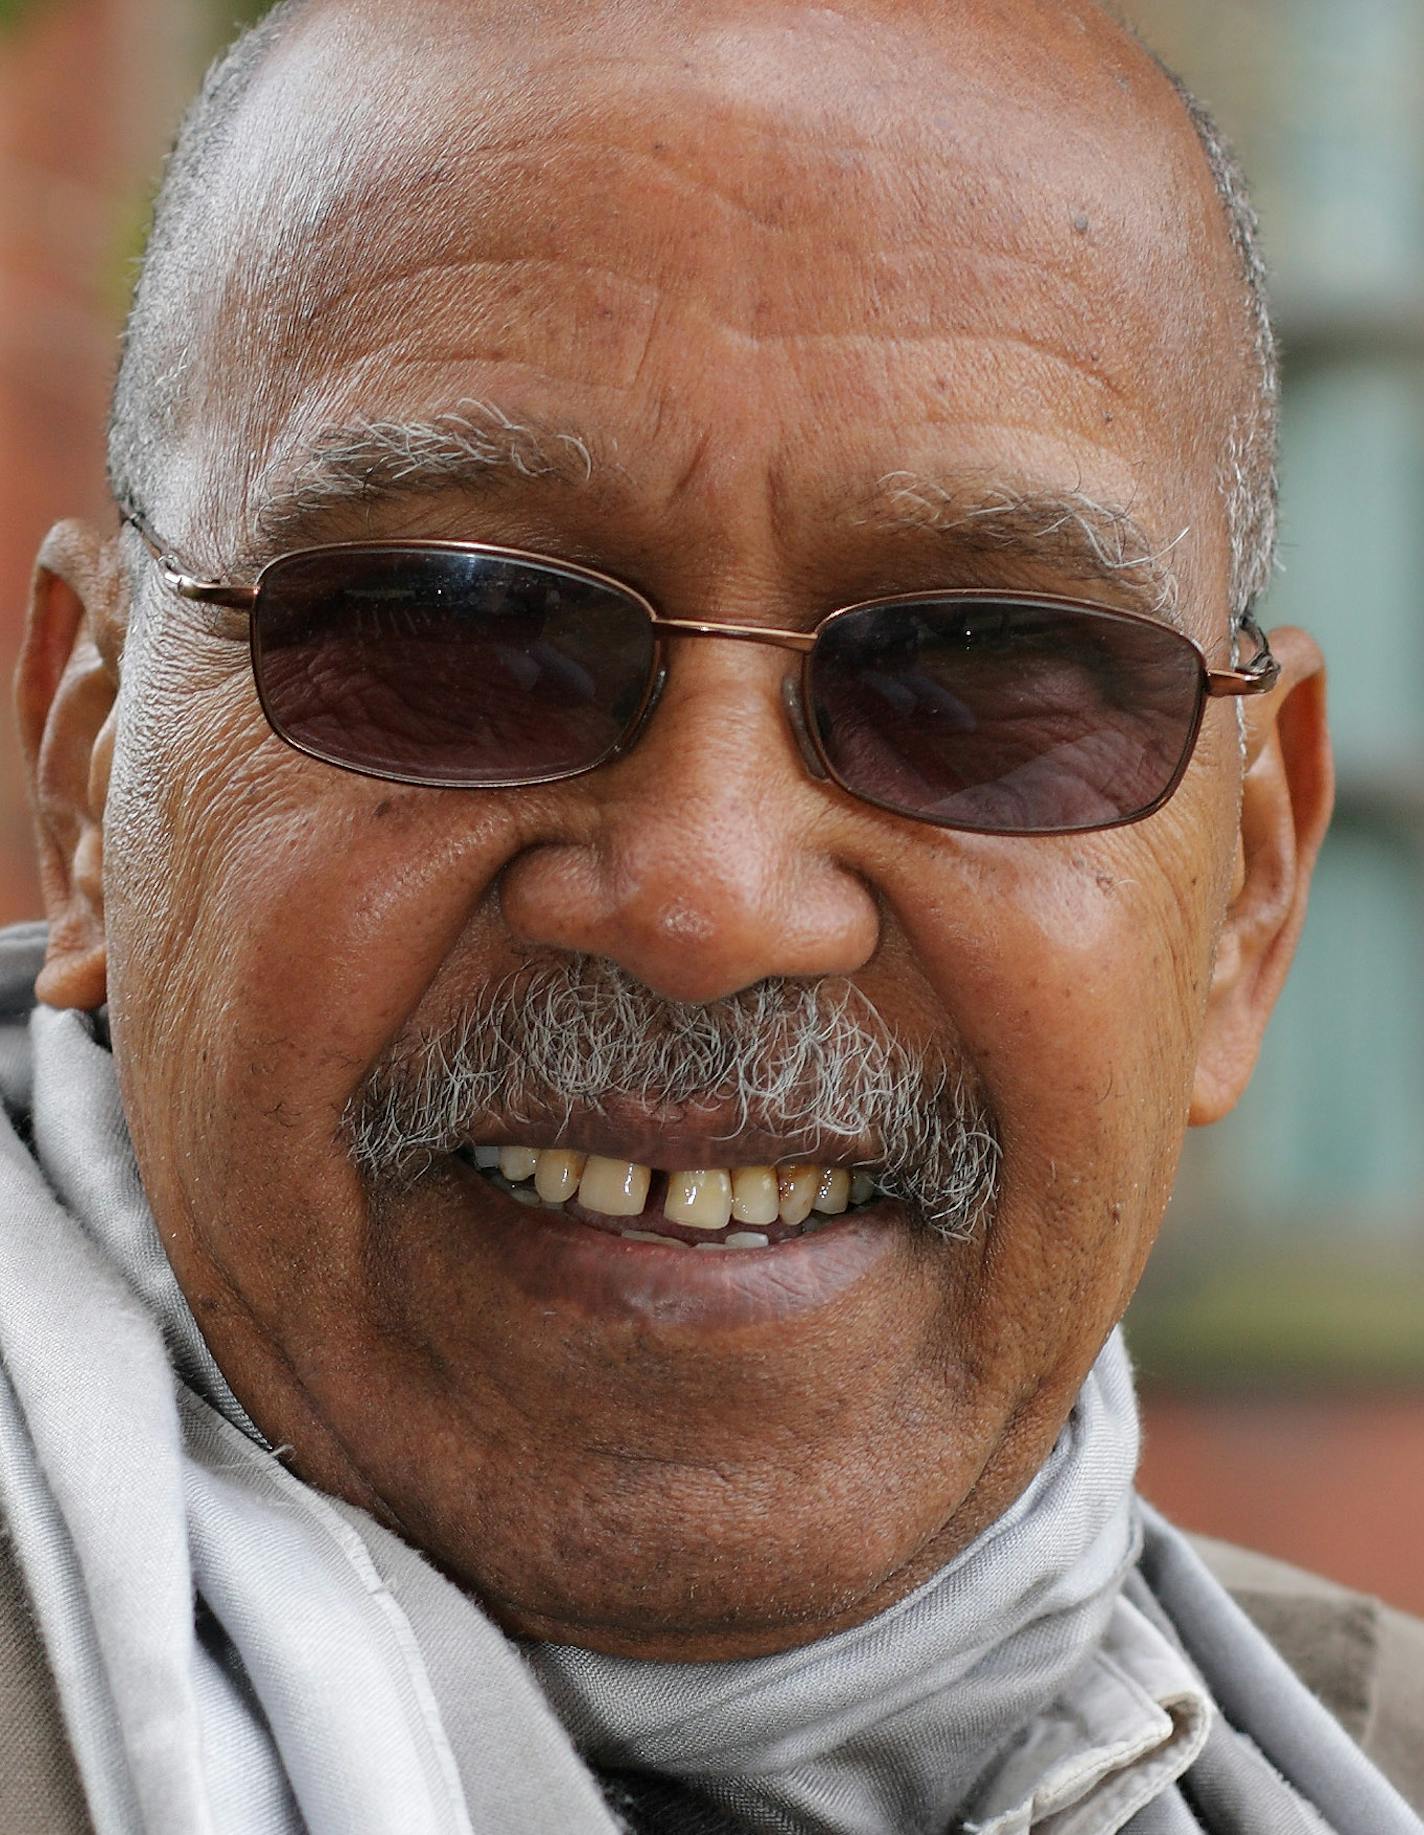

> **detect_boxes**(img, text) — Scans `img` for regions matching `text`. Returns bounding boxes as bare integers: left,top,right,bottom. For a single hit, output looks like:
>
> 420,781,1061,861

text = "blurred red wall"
1,0,199,924
1139,1389,1424,1616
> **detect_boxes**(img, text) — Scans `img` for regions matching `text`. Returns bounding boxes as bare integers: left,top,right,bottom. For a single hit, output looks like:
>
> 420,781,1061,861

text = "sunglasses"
129,517,1279,838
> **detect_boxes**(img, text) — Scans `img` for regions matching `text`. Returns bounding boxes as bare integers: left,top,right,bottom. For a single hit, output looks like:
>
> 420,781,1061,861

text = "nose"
498,645,881,1003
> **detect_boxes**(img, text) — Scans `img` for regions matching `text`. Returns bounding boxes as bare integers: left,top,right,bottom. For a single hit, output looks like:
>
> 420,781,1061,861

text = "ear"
14,521,128,1012
1190,625,1334,1125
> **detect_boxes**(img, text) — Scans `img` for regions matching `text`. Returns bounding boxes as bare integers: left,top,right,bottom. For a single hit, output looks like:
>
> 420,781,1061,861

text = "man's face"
47,0,1315,1657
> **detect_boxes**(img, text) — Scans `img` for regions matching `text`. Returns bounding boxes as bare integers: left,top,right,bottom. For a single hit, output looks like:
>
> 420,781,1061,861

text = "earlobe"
1189,625,1334,1125
14,521,126,1012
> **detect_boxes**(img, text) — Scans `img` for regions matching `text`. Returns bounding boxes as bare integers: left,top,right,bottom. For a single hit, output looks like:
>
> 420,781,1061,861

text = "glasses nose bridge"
647,614,817,658
637,616,829,783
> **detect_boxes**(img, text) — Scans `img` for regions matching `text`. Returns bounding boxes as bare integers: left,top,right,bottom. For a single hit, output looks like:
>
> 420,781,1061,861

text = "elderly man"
2,0,1420,1829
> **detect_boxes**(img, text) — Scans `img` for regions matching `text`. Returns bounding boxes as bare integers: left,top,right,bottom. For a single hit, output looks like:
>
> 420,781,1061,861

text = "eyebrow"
240,400,597,568
240,409,1187,627
856,472,1188,628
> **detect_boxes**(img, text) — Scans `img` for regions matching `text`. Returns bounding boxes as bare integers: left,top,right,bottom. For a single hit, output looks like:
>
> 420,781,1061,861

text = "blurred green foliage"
0,0,275,38
1127,1248,1424,1389
0,0,45,30
218,0,280,26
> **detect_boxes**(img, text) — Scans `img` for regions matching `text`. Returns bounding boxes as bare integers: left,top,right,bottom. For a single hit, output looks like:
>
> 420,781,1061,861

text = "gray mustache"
345,957,1000,1240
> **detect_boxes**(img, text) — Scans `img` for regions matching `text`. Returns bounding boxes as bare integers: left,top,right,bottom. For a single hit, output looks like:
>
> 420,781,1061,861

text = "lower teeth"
624,1228,770,1251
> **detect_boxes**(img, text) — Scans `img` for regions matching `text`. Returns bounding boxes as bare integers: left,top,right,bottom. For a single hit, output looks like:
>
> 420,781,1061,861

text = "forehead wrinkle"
262,248,666,356
160,0,1244,627
194,12,1217,491
335,174,1119,349
216,17,1186,384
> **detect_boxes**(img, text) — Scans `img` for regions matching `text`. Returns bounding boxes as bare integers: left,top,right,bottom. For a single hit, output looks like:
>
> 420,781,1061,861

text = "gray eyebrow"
239,400,596,568
858,472,1189,627
239,411,1187,628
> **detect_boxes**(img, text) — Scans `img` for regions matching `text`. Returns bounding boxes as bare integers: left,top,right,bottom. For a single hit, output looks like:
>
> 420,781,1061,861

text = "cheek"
887,801,1229,1356
101,663,532,1208
901,828,1212,1111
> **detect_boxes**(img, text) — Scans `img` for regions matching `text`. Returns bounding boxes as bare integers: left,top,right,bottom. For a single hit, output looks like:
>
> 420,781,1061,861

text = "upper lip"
452,1096,882,1172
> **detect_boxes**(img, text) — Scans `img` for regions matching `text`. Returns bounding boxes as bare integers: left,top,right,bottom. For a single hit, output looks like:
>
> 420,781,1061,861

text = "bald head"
110,0,1275,619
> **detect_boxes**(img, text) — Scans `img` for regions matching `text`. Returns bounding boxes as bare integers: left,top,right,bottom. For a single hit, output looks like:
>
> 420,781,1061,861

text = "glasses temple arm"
1205,612,1281,697
123,512,257,610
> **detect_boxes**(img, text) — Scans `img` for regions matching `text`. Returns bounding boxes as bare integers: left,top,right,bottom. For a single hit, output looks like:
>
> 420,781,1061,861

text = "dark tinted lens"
808,598,1205,834
252,548,656,785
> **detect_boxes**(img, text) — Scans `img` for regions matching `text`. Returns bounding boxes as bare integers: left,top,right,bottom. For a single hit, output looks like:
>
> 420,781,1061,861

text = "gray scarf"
1,922,1416,1835
527,1338,1140,1833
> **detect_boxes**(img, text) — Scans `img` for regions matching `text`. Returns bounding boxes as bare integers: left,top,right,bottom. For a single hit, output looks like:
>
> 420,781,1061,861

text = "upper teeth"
477,1143,877,1231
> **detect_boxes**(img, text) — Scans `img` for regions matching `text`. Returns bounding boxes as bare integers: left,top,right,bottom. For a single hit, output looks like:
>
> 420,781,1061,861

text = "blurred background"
2,1,1422,1606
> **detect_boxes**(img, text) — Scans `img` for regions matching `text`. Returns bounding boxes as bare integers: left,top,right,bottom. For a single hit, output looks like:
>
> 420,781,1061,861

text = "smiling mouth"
455,1144,881,1250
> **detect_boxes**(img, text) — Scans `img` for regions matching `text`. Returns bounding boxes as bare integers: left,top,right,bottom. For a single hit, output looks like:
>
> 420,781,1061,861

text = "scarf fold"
0,932,617,1835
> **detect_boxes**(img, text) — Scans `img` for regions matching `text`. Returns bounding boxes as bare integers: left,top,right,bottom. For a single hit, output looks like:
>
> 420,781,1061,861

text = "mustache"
345,956,1000,1240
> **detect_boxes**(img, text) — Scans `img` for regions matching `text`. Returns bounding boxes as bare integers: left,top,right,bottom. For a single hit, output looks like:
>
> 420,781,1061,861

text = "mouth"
455,1143,881,1250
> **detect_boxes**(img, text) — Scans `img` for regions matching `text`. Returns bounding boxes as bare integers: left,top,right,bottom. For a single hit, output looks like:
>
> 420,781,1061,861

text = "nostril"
781,675,829,780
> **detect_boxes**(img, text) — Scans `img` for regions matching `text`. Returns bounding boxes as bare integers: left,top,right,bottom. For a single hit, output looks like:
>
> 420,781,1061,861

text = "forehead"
175,0,1239,602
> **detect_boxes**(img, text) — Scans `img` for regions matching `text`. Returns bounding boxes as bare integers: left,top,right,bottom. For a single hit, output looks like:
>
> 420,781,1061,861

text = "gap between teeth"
471,1143,878,1243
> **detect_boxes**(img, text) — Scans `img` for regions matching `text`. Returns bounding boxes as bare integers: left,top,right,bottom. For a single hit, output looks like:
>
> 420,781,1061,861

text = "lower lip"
449,1156,904,1328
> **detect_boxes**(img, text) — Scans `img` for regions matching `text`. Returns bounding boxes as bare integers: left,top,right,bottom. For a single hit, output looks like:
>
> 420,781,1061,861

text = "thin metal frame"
127,515,1281,836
